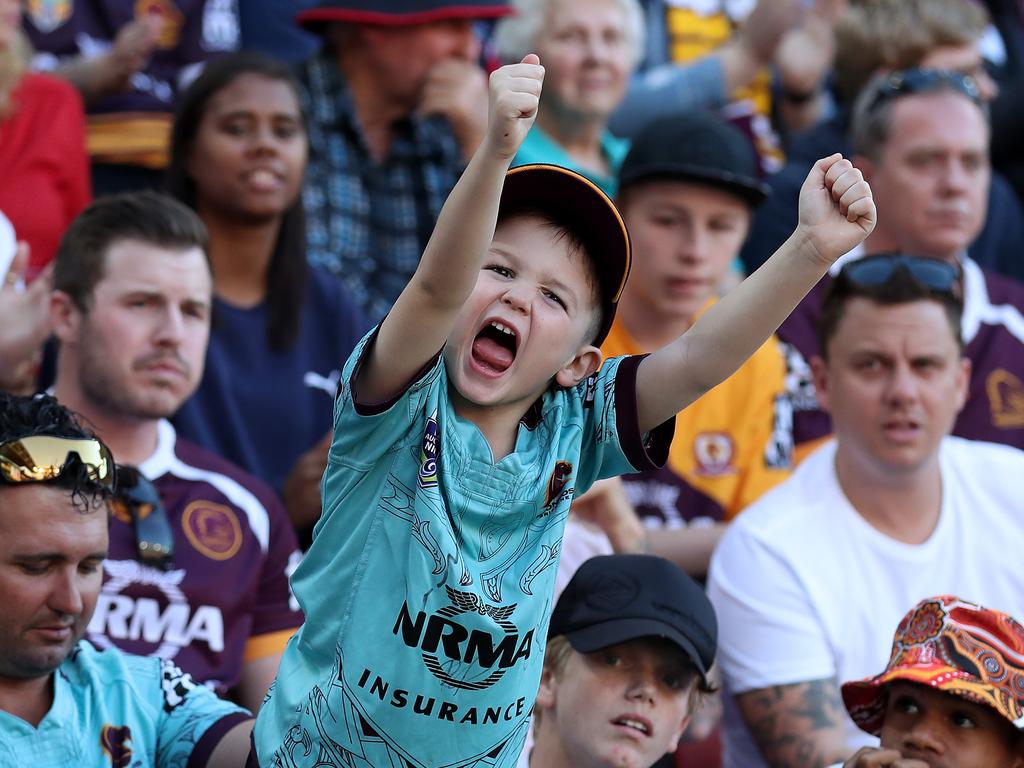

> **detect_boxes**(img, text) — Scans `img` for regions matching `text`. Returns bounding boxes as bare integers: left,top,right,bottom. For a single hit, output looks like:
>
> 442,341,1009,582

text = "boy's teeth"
619,719,648,734
490,321,515,336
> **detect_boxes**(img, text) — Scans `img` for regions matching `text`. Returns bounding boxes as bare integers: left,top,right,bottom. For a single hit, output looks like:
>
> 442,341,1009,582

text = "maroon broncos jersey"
87,420,303,696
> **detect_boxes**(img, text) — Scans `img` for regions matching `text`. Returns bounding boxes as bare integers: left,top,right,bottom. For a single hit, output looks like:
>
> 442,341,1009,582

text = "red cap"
298,0,513,28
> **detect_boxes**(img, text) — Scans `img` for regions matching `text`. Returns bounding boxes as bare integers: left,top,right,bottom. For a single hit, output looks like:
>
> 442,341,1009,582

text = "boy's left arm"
635,154,876,433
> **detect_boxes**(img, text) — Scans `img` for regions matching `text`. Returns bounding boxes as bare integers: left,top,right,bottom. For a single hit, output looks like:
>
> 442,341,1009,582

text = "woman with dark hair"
169,53,367,541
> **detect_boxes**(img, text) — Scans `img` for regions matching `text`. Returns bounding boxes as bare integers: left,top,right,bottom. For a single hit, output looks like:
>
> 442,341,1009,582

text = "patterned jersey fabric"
24,0,240,167
0,640,249,766
602,305,792,525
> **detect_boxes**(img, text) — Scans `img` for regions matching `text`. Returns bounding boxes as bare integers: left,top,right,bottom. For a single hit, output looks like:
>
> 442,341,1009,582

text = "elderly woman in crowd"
493,0,644,196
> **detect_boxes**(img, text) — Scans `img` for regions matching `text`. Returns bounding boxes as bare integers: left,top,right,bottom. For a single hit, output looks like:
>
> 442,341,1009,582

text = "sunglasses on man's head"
114,465,175,572
0,435,115,487
867,68,982,114
836,254,962,299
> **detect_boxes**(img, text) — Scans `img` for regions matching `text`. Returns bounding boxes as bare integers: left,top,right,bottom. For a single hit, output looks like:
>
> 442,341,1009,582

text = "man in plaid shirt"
295,0,512,322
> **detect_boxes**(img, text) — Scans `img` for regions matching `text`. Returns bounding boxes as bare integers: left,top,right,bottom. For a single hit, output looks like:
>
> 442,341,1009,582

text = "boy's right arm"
354,56,545,404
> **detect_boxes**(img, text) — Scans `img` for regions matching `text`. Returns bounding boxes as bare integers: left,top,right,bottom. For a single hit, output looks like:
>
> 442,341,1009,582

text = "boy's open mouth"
471,320,518,374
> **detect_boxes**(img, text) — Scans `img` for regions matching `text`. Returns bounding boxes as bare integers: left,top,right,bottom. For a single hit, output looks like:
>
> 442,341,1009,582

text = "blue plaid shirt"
298,53,465,323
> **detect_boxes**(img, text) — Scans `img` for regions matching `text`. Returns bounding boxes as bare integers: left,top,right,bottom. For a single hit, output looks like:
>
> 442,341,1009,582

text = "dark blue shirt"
239,0,319,62
174,268,368,495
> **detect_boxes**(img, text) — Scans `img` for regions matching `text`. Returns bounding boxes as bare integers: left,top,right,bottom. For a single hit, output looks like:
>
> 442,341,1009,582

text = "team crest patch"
134,0,184,48
693,432,735,476
100,724,133,768
182,501,242,560
987,368,1024,428
418,411,439,488
26,0,72,33
543,461,574,511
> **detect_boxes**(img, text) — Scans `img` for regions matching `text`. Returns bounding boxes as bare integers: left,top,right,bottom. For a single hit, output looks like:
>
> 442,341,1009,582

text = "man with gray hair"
740,0,1024,284
776,68,1024,457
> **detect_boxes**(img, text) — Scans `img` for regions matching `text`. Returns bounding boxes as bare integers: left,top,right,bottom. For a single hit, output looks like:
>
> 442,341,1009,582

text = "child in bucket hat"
838,595,1024,767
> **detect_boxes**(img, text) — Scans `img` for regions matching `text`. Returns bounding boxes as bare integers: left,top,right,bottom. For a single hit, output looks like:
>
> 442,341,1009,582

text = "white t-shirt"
707,437,1024,768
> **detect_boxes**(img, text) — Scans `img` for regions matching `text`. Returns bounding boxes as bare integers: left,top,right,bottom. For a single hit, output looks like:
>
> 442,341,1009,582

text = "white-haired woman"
494,0,644,196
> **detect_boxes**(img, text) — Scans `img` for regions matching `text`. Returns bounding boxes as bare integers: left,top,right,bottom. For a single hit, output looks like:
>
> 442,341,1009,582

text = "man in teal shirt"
0,392,252,767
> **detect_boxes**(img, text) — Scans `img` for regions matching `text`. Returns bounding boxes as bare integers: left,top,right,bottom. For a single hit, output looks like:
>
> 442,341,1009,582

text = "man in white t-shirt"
707,253,1024,768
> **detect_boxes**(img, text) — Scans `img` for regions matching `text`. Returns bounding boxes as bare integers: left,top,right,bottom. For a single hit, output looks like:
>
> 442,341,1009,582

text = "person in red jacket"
0,0,90,280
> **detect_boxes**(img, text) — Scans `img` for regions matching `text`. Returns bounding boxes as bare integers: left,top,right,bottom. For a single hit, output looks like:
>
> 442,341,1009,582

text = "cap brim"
298,5,513,29
618,162,770,208
499,164,631,346
842,664,1016,736
566,617,710,685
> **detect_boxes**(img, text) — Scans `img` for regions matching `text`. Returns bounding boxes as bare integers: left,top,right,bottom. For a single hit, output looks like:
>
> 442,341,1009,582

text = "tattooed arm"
735,677,852,768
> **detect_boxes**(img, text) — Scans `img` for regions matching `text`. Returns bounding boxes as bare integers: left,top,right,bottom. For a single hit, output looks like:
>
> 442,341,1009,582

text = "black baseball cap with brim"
298,0,513,28
498,164,631,347
549,554,717,684
618,112,771,208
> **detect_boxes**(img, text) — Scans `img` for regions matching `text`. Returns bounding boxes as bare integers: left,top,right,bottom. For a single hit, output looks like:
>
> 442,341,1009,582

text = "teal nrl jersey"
254,332,671,767
0,640,249,767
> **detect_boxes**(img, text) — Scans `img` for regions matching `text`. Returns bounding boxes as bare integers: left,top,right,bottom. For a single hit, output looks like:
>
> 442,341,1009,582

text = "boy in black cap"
582,112,792,578
252,56,875,768
526,554,717,768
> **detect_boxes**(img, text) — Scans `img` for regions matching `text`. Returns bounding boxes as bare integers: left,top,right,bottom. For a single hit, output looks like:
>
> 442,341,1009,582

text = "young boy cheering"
252,55,875,767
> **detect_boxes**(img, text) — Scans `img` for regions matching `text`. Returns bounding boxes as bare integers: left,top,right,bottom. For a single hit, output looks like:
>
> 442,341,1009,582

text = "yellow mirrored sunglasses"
0,435,115,488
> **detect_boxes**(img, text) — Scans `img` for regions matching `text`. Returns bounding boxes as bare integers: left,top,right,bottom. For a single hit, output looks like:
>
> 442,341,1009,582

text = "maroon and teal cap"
842,595,1024,735
298,0,513,28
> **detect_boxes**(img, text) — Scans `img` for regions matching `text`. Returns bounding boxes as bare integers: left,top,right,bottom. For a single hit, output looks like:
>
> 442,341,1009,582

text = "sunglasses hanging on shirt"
114,465,175,572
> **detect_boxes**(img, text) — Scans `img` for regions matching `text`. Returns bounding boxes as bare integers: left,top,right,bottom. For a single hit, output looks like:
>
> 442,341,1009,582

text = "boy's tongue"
472,335,514,373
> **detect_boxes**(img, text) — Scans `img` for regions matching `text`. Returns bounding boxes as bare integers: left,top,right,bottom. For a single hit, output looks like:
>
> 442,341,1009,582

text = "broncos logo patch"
543,461,574,510
100,724,133,768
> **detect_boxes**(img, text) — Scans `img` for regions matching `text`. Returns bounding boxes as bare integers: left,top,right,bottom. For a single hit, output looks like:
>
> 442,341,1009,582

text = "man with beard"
0,391,252,765
48,192,303,712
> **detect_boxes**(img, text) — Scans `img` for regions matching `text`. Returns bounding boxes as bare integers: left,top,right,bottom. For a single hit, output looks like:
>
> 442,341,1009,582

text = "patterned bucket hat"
842,595,1024,735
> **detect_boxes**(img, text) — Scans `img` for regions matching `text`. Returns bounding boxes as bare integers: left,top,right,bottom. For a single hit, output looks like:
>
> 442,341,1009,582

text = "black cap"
618,112,771,207
298,0,512,28
498,164,631,347
549,554,717,684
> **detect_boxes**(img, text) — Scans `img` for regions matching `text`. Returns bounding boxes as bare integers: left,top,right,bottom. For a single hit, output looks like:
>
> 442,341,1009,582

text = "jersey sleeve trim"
348,324,443,416
186,712,252,768
614,355,675,471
